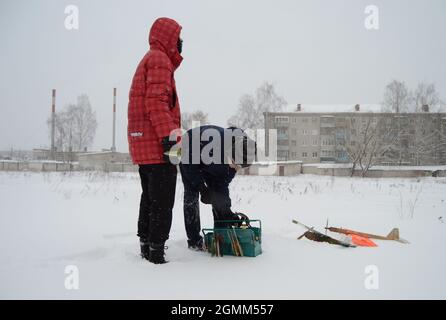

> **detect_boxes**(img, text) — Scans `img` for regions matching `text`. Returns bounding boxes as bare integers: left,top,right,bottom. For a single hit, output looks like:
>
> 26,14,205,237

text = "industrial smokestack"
111,88,117,152
51,89,56,159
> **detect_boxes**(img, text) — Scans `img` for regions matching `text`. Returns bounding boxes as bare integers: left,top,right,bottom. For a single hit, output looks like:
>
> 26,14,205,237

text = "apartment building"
264,104,446,165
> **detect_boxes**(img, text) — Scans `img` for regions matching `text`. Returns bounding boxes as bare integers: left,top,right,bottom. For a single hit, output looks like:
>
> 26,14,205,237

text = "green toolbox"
202,220,262,257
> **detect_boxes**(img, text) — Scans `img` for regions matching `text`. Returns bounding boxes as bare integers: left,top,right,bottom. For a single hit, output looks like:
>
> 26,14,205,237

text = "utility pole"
51,89,56,160
111,88,117,152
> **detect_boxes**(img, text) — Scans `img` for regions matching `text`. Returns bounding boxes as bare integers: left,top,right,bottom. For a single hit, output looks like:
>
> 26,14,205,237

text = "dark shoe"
140,238,150,260
148,243,168,264
187,238,205,251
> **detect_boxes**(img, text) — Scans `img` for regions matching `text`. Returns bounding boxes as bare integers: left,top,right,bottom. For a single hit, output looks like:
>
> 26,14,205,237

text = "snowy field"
0,171,445,299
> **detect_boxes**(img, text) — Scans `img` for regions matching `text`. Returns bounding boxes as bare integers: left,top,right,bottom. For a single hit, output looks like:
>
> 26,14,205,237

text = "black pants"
182,185,232,238
179,165,203,245
138,164,177,244
179,166,233,244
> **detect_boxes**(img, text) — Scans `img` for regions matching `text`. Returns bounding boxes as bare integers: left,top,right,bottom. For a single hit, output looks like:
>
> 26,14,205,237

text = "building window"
302,129,309,135
312,152,318,158
302,152,308,158
291,140,297,146
312,139,318,146
278,151,289,158
275,116,289,124
321,150,334,157
302,139,307,146
278,140,288,146
303,118,309,123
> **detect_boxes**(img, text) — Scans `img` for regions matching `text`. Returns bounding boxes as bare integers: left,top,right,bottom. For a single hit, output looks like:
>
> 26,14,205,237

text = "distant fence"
1,160,445,178
301,165,446,178
0,161,138,173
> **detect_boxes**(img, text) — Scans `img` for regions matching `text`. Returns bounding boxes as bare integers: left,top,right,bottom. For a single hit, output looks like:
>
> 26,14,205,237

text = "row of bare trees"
47,94,97,152
340,117,402,176
340,114,446,177
382,80,445,113
227,82,287,129
333,80,445,176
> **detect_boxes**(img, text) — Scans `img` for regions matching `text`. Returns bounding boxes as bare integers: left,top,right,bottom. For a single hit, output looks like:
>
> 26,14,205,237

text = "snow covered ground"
0,171,445,299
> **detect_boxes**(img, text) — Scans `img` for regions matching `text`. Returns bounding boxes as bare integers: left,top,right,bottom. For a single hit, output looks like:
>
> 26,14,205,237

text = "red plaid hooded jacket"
127,17,183,164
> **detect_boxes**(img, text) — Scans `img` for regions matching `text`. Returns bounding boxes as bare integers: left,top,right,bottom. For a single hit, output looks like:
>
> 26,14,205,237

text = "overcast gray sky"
1,0,445,152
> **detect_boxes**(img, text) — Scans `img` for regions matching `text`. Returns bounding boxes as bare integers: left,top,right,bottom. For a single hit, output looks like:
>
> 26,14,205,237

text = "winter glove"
161,136,177,164
235,212,250,222
214,209,251,229
199,185,212,204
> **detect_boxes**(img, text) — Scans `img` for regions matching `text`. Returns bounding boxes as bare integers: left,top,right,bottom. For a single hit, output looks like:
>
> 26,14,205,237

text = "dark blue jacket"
179,125,237,211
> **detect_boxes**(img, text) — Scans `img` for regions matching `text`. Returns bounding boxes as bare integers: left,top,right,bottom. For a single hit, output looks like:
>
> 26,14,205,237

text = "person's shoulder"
146,49,173,71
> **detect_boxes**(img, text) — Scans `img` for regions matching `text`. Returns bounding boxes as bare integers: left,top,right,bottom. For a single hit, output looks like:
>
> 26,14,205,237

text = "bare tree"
341,117,380,176
71,95,97,151
47,108,71,152
411,82,441,112
227,94,258,128
181,110,210,130
228,82,287,129
340,116,403,177
382,80,411,113
47,94,97,153
411,113,446,165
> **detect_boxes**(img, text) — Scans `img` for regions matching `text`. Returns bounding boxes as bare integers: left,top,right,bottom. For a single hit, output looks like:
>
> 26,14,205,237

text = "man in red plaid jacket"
127,17,183,264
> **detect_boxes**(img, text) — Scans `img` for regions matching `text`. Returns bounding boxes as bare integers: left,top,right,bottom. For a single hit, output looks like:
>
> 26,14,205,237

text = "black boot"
148,243,168,264
187,237,205,251
140,238,151,260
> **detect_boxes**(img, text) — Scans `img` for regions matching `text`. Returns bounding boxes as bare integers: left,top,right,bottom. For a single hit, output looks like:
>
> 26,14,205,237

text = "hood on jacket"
149,17,183,69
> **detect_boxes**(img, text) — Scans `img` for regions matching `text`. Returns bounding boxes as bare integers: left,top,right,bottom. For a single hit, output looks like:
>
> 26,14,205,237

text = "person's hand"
214,208,250,228
234,212,250,221
161,136,177,164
